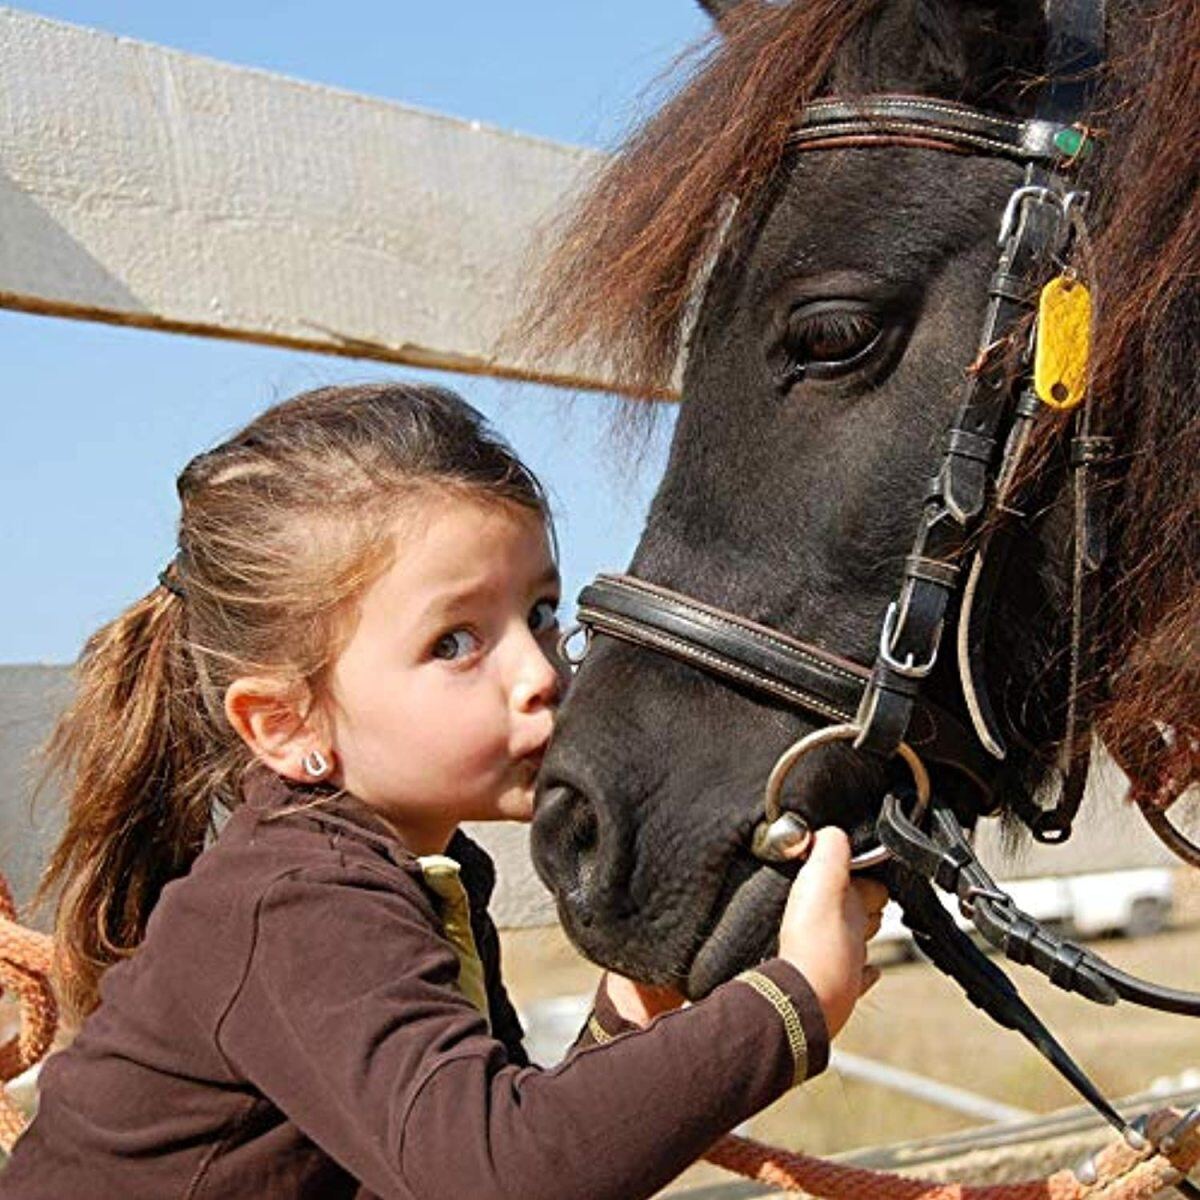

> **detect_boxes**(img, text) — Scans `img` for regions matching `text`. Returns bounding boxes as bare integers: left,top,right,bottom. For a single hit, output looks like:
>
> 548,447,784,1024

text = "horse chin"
684,814,882,999
685,861,792,999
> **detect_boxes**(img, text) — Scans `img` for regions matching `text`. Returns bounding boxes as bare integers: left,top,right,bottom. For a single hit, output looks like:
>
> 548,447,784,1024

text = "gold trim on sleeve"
736,969,809,1085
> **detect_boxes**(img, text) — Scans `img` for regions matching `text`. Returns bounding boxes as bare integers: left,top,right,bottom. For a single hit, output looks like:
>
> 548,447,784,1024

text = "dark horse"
525,0,1197,1002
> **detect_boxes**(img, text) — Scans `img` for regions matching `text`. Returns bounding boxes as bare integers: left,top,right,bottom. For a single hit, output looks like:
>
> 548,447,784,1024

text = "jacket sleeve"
215,863,828,1200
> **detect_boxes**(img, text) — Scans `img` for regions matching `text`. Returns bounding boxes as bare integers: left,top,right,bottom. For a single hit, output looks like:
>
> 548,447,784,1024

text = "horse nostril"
531,782,599,895
536,783,599,853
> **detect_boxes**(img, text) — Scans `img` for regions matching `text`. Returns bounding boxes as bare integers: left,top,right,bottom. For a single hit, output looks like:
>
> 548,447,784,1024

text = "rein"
565,0,1200,1181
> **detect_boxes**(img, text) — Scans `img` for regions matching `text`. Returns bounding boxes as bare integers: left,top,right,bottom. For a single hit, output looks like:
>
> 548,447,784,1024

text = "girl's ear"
224,677,328,782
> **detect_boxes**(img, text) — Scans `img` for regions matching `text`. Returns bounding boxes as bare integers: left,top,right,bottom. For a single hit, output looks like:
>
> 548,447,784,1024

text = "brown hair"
39,382,550,1021
522,2,1198,804
1081,2,1199,807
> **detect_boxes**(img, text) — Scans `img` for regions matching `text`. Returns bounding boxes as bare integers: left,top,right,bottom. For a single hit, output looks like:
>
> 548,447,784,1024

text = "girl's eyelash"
429,595,561,660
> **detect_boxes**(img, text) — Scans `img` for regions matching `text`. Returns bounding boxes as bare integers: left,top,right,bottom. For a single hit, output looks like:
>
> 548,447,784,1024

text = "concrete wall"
0,665,73,921
0,664,558,928
973,750,1175,878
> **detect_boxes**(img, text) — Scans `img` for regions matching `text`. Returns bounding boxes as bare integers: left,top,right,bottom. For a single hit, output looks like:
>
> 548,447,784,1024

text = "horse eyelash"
787,309,881,361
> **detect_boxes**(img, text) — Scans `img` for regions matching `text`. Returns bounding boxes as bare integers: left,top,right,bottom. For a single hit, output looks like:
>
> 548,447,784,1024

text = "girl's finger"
805,825,852,869
859,965,882,996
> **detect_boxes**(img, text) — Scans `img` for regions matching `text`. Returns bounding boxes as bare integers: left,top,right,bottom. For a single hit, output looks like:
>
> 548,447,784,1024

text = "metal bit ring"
754,722,931,870
556,624,592,667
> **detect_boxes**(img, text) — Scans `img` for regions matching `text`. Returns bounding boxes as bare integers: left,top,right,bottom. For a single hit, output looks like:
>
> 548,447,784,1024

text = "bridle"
567,1,1108,870
560,0,1200,1172
572,76,1106,850
572,78,1109,852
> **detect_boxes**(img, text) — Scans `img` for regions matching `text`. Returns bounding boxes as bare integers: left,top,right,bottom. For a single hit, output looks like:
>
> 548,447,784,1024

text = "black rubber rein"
878,793,1200,1018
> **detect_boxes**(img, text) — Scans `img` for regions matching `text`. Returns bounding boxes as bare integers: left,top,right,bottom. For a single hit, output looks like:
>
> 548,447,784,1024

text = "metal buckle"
556,623,592,667
996,185,1089,247
879,601,941,679
958,883,1011,922
1159,1106,1200,1157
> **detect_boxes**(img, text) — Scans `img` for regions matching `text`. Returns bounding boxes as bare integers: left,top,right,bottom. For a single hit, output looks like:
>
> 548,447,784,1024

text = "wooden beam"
0,8,614,393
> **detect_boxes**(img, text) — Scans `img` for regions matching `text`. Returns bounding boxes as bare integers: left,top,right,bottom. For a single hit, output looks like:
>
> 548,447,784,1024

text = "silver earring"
302,749,330,779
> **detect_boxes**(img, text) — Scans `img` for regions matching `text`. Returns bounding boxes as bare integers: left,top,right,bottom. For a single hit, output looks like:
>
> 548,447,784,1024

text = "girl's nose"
510,634,563,713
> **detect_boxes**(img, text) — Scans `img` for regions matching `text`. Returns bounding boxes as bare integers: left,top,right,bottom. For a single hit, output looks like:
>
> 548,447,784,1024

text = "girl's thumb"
803,826,851,872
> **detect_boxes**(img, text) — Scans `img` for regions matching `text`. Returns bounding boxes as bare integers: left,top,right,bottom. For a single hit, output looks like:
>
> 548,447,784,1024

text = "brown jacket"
1,770,828,1200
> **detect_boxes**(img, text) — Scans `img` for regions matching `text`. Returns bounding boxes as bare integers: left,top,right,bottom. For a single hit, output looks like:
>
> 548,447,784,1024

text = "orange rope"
0,874,57,1154
703,1104,1200,1200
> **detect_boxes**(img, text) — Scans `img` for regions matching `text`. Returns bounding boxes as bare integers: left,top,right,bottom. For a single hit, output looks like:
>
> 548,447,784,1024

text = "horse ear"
695,0,746,24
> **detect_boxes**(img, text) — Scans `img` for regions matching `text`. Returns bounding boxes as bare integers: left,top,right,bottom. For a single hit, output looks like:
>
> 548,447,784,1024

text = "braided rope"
704,1105,1200,1200
0,874,57,1154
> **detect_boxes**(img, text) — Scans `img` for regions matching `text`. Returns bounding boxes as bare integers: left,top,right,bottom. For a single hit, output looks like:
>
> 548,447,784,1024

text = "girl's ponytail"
39,583,215,1023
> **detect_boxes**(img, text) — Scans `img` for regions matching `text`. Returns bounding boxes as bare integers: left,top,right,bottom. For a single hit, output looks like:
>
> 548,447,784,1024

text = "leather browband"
578,574,996,799
791,96,1086,163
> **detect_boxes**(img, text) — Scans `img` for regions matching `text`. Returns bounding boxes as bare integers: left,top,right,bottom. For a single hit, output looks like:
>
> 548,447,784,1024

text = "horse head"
528,0,1198,998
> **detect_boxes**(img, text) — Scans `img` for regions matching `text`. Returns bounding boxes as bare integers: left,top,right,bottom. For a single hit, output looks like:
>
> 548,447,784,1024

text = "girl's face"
325,496,565,854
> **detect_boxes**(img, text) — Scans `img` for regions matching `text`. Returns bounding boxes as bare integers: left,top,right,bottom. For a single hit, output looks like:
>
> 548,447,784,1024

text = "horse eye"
781,302,884,384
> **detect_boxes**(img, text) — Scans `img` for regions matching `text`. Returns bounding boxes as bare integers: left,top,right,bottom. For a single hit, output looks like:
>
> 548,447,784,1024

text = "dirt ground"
501,869,1200,1196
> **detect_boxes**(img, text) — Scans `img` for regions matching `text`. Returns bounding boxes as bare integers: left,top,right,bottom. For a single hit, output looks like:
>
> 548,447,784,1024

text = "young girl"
2,383,886,1200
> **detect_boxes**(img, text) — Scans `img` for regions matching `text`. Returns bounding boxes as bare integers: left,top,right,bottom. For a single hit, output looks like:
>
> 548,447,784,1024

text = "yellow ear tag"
1034,275,1091,410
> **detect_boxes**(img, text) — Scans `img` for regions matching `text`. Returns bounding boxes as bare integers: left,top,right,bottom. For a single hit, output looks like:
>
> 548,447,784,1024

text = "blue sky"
3,1,711,663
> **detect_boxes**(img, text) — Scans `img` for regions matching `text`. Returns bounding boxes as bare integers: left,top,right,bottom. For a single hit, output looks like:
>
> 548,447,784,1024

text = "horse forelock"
518,0,882,398
518,0,1068,397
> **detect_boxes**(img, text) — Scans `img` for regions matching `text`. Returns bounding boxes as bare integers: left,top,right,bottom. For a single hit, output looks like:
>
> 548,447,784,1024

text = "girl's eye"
779,302,885,385
431,629,480,661
528,598,559,635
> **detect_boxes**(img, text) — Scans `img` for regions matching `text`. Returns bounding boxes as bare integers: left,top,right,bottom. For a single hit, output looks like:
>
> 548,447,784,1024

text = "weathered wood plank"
0,7,609,391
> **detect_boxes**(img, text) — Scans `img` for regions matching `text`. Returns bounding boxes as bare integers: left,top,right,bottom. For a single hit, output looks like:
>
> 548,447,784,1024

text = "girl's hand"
777,827,888,1038
602,973,687,1027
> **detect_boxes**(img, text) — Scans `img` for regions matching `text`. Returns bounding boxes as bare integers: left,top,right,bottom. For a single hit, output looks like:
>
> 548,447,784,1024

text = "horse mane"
523,0,1198,805
1084,3,1199,806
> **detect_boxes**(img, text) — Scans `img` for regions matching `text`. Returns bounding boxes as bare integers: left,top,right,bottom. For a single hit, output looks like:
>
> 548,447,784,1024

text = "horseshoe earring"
302,749,331,780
